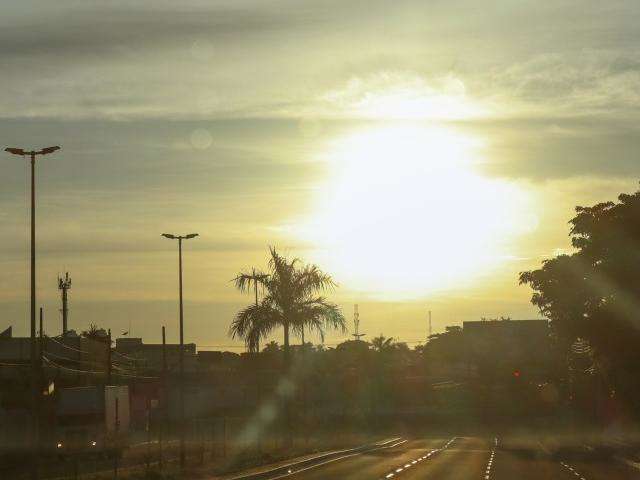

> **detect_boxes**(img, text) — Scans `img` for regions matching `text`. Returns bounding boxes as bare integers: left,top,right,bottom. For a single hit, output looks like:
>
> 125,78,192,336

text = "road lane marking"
483,437,498,480
559,461,587,480
257,438,408,479
379,437,457,479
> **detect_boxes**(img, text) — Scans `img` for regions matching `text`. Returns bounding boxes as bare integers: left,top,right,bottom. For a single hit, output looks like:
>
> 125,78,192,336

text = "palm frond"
230,246,344,354
232,269,269,294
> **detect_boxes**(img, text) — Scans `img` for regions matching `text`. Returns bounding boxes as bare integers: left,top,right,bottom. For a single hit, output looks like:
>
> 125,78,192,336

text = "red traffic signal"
513,369,521,378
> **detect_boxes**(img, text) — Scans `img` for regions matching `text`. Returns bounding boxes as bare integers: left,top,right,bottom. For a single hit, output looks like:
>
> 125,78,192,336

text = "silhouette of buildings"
463,318,551,379
115,337,196,372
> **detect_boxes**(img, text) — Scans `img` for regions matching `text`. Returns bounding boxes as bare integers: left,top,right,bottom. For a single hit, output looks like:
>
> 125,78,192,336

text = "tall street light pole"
161,232,198,470
5,145,60,480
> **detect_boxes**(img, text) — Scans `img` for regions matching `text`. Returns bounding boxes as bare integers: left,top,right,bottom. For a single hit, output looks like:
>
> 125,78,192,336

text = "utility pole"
38,308,43,463
39,308,43,361
428,310,432,340
161,232,198,470
107,329,112,384
160,326,166,468
5,145,60,480
114,397,119,479
58,272,72,335
161,326,167,376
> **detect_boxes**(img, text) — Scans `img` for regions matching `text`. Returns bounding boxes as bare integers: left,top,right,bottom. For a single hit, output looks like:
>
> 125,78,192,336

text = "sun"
292,122,532,300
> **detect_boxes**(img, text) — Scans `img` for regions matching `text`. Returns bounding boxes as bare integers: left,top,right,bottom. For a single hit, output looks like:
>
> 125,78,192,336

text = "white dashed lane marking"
484,438,498,480
379,437,457,479
560,461,587,480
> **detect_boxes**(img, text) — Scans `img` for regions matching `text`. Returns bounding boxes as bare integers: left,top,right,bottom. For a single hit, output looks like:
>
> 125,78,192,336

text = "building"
114,337,196,372
462,319,551,380
0,327,109,376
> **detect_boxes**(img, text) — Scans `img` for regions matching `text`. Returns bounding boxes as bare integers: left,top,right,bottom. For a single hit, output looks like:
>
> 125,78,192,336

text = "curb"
227,437,405,480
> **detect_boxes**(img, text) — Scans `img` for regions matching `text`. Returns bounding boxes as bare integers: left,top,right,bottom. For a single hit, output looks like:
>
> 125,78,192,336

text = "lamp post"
161,232,198,470
5,145,60,480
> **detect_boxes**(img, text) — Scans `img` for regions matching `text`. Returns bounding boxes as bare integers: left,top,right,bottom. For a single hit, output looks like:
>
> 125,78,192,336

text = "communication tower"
352,304,366,340
58,272,72,335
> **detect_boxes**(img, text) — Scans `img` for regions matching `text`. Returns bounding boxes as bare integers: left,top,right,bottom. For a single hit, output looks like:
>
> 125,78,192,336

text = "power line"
0,362,30,367
44,335,90,354
41,349,111,368
42,355,158,380
43,355,105,375
111,350,139,362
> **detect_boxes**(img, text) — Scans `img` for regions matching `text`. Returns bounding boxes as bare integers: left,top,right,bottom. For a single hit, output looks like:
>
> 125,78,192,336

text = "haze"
2,1,639,348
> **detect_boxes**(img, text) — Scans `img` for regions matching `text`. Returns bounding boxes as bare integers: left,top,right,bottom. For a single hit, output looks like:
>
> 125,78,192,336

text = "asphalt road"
277,436,639,480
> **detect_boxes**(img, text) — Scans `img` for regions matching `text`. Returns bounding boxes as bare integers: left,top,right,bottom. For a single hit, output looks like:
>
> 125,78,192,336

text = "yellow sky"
1,1,640,349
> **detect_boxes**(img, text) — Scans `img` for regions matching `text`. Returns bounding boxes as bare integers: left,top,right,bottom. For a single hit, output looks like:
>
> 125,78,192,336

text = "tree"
370,335,394,353
229,247,346,361
81,323,109,342
229,247,346,445
233,267,269,352
520,188,640,405
262,340,280,354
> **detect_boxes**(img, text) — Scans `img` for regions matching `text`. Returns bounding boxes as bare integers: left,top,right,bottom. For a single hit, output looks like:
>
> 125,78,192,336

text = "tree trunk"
282,321,293,448
283,321,290,364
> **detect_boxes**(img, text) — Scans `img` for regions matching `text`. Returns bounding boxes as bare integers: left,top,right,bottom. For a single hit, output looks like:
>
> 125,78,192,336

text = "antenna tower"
352,304,366,340
58,272,72,335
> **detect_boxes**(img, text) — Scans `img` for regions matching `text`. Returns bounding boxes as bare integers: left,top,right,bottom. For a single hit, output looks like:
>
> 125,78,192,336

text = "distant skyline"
2,1,640,349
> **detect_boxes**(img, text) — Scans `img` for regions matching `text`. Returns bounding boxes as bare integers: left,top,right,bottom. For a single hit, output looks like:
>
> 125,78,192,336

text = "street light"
161,232,198,470
5,145,61,480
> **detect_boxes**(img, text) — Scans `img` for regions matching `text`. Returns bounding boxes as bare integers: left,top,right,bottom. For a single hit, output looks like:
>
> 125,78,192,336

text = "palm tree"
262,340,280,354
371,334,394,352
229,248,346,446
229,247,346,363
232,267,269,352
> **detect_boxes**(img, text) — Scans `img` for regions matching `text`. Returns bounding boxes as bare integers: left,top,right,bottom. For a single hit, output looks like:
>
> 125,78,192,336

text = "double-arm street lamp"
5,145,61,480
161,232,198,469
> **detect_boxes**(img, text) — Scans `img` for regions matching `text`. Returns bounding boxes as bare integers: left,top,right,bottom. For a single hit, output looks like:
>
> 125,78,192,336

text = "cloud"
0,2,317,59
312,72,489,120
2,1,640,124
482,51,640,118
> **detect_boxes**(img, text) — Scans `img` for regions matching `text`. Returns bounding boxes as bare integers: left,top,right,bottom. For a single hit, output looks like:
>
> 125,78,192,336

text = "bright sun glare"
295,123,533,299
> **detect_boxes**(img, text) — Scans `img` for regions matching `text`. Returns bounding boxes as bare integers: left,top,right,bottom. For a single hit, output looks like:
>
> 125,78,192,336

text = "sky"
1,1,640,350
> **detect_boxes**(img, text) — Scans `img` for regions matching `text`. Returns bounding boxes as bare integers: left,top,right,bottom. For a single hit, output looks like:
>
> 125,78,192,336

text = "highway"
262,436,639,480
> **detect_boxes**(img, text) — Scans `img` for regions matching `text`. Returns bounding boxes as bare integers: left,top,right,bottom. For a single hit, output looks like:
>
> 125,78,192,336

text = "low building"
114,337,196,372
462,319,551,380
0,327,109,374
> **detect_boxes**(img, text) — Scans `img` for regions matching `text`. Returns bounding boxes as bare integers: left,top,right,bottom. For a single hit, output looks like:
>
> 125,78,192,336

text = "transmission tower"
352,304,366,340
58,272,72,335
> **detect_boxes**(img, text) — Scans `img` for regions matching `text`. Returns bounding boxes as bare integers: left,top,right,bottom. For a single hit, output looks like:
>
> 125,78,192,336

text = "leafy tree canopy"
520,188,640,368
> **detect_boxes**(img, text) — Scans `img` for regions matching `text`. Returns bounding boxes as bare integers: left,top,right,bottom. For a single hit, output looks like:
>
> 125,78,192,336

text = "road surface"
270,436,638,480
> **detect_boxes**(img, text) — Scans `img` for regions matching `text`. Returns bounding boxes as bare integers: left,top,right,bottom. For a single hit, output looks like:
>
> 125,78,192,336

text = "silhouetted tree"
229,247,346,360
370,335,394,352
81,323,109,342
520,187,640,407
262,340,280,354
229,247,346,445
233,267,269,352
